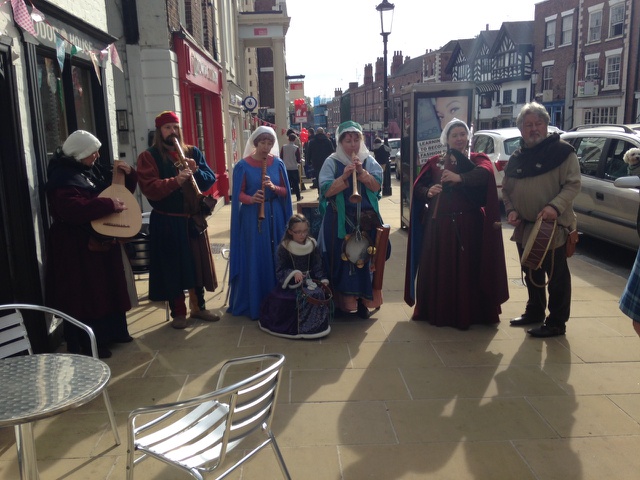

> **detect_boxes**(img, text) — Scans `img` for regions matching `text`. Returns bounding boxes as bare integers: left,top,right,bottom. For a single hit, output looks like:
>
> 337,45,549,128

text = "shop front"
173,33,229,202
4,0,117,350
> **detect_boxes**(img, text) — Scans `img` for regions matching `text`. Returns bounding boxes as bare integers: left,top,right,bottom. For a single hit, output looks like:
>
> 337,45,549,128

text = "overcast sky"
285,0,542,100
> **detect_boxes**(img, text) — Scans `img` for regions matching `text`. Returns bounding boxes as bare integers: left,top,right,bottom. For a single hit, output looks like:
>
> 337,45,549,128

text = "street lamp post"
530,70,539,102
376,0,394,196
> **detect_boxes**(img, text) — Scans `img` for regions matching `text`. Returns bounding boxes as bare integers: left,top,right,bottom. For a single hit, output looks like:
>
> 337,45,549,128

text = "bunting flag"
29,4,45,23
9,0,123,84
11,0,36,35
99,49,109,69
70,44,81,57
56,77,65,113
55,32,65,73
109,43,123,72
89,51,102,85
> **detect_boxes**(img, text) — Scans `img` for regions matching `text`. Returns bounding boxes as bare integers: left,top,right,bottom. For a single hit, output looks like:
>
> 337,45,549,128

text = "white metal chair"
0,303,121,445
126,353,290,480
221,247,231,306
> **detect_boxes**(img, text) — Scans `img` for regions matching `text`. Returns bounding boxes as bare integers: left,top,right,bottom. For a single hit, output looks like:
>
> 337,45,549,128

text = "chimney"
391,50,403,76
349,82,359,91
364,63,373,85
334,88,342,97
375,57,384,83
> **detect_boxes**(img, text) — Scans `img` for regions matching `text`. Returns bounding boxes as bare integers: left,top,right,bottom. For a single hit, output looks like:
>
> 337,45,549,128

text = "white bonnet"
439,118,470,146
243,126,280,158
62,130,102,161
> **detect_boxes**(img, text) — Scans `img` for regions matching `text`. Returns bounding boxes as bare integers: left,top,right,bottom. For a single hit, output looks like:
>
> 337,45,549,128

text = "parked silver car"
561,124,640,250
472,126,563,200
388,138,400,171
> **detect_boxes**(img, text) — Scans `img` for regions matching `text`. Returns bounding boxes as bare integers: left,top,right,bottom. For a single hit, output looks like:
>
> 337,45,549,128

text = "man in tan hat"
137,111,220,329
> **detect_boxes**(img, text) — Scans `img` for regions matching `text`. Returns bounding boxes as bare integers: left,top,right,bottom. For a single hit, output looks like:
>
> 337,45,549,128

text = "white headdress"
331,120,370,165
62,130,101,161
440,118,470,147
243,126,280,158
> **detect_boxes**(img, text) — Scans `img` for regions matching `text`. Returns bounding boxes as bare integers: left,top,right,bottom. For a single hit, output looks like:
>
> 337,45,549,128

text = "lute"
91,159,142,238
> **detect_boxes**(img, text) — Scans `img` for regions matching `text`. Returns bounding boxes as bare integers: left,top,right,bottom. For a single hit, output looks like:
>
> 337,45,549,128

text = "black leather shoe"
98,348,113,359
356,300,372,319
112,335,134,344
510,313,544,326
527,324,566,338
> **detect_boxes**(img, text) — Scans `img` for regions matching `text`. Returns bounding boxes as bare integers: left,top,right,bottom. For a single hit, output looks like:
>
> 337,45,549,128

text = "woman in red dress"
404,119,509,329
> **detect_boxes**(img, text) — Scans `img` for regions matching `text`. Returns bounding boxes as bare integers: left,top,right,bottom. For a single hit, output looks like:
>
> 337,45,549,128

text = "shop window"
37,56,67,156
584,106,618,124
37,53,97,157
72,66,95,133
194,94,205,153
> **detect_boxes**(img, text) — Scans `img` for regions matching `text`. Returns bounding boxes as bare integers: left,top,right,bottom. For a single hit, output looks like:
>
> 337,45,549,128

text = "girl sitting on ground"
259,214,332,339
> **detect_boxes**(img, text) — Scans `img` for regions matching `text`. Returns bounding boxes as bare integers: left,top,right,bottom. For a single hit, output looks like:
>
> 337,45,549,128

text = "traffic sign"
243,96,258,111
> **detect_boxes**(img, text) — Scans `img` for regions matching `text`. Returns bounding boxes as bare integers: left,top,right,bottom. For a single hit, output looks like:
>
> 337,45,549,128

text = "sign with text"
294,98,307,124
290,81,305,100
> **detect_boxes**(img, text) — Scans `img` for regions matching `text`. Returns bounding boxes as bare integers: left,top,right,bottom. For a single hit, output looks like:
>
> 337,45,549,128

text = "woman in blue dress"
318,121,388,318
228,126,293,319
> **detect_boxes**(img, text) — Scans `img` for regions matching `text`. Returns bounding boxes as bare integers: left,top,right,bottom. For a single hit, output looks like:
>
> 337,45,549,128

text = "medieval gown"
404,151,509,329
137,146,217,306
228,156,292,320
45,154,137,349
318,155,389,311
259,237,331,338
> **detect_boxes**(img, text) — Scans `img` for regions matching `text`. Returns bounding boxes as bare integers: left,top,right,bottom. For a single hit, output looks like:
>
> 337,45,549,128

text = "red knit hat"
155,111,180,128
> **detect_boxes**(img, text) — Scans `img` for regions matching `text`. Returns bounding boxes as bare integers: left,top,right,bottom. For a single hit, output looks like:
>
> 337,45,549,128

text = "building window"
543,65,553,91
178,0,186,25
503,90,512,104
561,14,573,45
605,55,621,87
609,4,624,37
516,88,526,104
585,59,599,80
584,106,618,124
36,55,97,156
545,20,556,49
588,10,602,42
480,94,491,109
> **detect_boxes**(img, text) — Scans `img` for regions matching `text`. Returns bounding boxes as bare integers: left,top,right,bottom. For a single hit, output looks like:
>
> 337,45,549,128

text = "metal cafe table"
0,353,112,480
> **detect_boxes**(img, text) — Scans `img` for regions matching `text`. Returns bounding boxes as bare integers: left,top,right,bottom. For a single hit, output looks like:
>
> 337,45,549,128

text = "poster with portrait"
415,89,472,166
400,82,475,228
